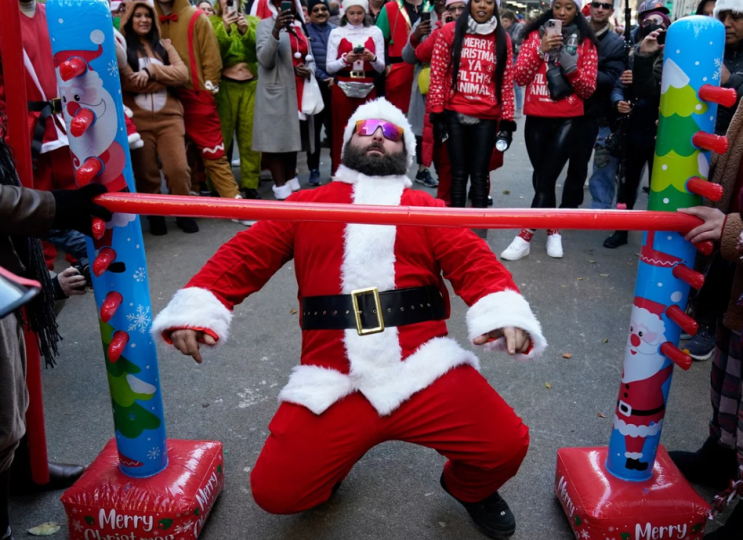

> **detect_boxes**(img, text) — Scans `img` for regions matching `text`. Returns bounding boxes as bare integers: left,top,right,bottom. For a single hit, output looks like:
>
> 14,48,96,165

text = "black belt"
28,99,63,169
617,401,665,416
337,70,377,79
301,285,447,335
388,56,404,64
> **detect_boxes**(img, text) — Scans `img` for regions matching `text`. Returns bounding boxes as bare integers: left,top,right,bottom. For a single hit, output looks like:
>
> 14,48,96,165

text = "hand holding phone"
419,11,431,22
545,19,562,37
280,0,292,13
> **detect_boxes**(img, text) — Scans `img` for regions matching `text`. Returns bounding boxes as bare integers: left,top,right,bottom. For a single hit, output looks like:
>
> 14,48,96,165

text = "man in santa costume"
152,98,546,539
613,297,673,471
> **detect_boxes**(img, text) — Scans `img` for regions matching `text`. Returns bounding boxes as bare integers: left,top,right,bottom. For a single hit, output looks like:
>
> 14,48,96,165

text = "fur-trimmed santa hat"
341,98,417,170
714,0,743,17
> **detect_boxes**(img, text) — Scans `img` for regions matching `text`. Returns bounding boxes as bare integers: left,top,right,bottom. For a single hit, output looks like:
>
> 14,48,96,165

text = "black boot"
603,230,628,249
705,500,742,539
148,216,167,236
625,458,649,471
440,474,516,539
669,437,739,491
10,462,85,495
175,217,199,234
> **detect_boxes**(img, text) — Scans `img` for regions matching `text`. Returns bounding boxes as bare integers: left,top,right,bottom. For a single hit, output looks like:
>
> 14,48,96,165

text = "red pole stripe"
95,193,705,232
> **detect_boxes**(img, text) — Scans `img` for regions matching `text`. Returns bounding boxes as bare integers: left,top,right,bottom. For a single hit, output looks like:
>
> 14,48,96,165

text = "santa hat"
552,0,582,11
342,0,369,14
634,297,665,319
341,98,417,170
445,0,464,7
714,0,743,17
53,30,105,69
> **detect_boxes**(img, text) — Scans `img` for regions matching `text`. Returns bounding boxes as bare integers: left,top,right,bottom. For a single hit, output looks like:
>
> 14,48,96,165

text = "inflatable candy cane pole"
554,16,735,540
46,0,168,478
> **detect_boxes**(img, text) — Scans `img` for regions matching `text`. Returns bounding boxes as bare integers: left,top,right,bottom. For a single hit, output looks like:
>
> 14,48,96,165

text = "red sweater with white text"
428,22,514,121
514,30,597,118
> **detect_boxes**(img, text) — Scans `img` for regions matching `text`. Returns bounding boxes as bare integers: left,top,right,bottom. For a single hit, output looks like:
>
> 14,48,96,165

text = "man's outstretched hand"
170,329,217,364
474,326,531,355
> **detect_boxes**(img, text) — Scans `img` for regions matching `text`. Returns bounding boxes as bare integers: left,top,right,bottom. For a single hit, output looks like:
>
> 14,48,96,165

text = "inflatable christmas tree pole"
555,15,734,539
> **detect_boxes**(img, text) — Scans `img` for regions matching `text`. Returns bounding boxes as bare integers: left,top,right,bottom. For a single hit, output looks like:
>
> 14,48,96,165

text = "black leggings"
524,116,579,209
444,111,499,208
617,142,655,210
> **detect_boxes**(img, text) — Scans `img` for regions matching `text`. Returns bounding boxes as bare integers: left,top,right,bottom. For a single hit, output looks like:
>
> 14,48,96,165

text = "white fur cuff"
466,290,547,360
151,287,233,347
278,365,355,415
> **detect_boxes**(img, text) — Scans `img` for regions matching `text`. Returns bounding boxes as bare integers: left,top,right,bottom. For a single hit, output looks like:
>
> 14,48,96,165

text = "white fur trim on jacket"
466,290,547,360
341,98,417,170
613,417,663,438
715,0,743,17
151,287,233,347
278,337,479,415
333,164,412,188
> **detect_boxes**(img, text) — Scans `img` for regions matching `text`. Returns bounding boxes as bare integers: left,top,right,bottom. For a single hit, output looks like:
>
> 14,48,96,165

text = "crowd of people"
3,0,743,538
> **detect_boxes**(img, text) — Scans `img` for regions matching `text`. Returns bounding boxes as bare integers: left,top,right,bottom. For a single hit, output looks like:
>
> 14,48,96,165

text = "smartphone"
545,19,562,37
0,266,41,320
226,0,236,15
656,29,666,45
280,0,292,12
353,45,365,54
420,11,431,22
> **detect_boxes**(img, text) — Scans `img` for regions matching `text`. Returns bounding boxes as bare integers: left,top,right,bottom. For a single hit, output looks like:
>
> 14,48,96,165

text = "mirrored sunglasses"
355,119,405,142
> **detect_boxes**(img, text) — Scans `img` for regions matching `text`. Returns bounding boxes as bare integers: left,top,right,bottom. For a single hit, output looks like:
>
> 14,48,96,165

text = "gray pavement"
10,119,731,538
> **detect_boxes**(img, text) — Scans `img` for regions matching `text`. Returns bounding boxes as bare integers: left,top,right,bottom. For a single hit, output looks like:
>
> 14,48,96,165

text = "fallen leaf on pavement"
561,284,567,288
562,353,572,359
503,190,510,195
598,413,606,418
588,260,596,264
545,382,552,389
290,309,297,315
576,277,584,281
603,339,609,343
28,523,60,536
600,273,610,277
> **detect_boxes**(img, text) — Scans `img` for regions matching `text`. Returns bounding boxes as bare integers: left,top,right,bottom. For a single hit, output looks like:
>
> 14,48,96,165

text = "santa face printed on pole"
54,30,127,194
613,297,674,472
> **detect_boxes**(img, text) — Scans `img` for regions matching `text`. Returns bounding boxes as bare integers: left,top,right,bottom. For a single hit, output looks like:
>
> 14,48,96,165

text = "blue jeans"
47,229,89,266
588,126,619,210
513,55,523,112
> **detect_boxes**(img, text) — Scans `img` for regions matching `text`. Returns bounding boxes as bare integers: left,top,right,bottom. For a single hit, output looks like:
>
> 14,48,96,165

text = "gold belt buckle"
350,287,384,336
350,70,365,79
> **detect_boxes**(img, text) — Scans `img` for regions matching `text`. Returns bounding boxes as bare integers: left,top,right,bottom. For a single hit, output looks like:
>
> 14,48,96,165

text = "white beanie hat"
552,0,583,10
341,98,417,170
342,0,369,14
714,0,743,17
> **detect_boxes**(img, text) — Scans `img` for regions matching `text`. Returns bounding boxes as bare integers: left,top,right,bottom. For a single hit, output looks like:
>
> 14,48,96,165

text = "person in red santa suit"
152,97,547,539
326,0,385,175
613,297,673,472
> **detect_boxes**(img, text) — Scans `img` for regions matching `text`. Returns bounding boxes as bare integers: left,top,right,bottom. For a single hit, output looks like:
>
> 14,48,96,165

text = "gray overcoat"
253,18,316,154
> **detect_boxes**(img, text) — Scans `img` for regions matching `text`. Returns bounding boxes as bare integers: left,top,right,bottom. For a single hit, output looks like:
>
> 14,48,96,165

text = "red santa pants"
250,365,529,514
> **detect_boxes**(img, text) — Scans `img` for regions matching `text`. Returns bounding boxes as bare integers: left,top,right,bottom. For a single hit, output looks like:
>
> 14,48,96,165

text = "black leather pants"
524,116,579,209
444,111,499,208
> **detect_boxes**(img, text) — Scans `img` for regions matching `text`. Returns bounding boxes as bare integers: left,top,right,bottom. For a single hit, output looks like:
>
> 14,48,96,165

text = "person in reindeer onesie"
154,0,241,200
152,98,547,539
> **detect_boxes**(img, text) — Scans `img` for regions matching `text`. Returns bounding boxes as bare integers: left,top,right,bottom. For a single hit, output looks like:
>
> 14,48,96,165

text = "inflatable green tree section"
100,321,161,439
650,58,707,211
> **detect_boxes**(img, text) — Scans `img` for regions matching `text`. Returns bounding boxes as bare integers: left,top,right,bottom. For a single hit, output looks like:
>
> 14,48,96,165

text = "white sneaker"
273,183,293,200
287,177,301,192
500,236,530,261
546,233,564,258
231,194,256,226
231,158,240,167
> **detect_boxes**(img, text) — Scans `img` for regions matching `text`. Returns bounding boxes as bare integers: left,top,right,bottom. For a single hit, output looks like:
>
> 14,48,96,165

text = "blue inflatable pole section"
606,16,726,481
46,0,168,478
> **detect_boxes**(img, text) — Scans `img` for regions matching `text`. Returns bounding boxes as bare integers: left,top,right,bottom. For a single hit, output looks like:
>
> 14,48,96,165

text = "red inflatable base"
555,446,710,540
61,439,224,540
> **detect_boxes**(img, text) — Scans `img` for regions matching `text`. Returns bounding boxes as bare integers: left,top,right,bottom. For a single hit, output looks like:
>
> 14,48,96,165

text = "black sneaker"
440,474,516,538
308,169,321,186
148,216,167,236
415,169,439,188
685,324,715,361
705,500,742,539
488,195,493,206
668,437,739,491
241,188,262,200
176,217,199,234
603,230,628,249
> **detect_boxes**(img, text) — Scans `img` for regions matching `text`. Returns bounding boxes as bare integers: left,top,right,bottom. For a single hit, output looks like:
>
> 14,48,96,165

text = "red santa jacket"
514,30,597,118
152,166,547,416
428,22,515,121
614,364,672,435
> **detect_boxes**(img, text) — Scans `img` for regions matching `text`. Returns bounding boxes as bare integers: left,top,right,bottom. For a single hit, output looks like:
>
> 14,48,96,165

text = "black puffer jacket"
584,24,624,119
717,40,743,135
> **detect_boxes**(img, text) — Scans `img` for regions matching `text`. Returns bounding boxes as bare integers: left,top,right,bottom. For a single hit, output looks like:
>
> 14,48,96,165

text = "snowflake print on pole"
45,1,223,539
554,16,736,540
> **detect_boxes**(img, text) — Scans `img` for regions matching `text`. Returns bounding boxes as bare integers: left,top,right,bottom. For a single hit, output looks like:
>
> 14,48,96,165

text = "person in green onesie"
210,0,262,200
